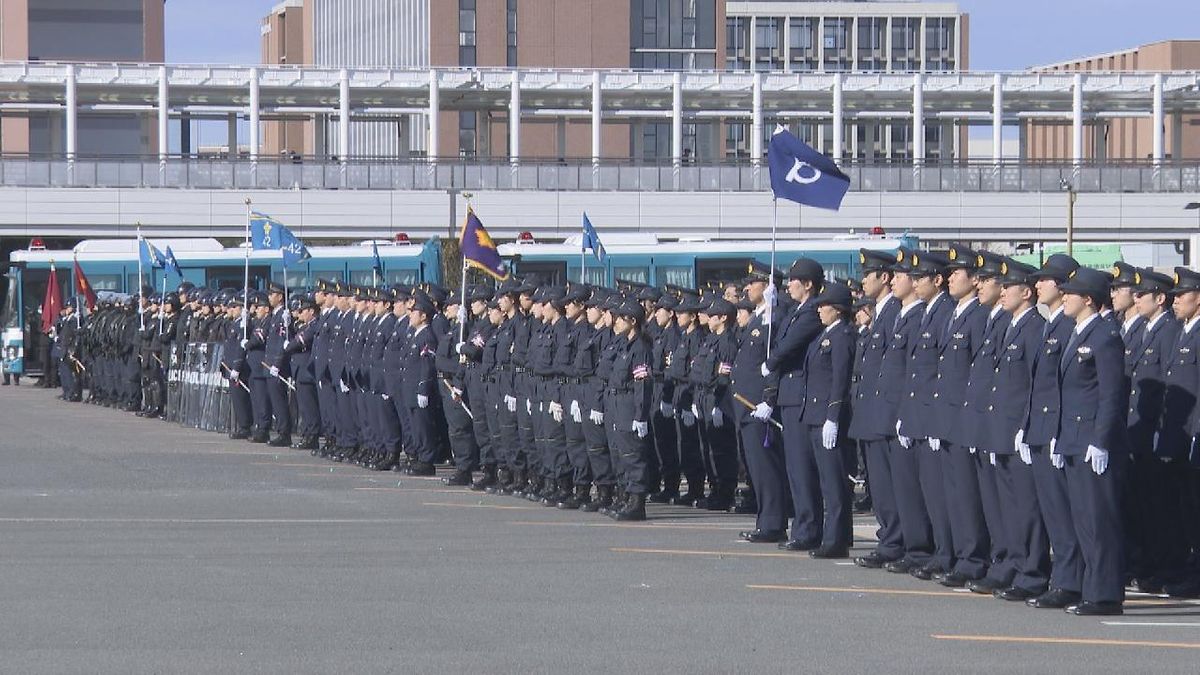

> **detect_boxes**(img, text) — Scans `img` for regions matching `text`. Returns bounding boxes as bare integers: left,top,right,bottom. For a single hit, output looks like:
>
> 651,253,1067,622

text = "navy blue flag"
371,240,384,278
279,227,311,268
581,213,607,264
460,210,509,281
767,126,850,211
163,246,183,278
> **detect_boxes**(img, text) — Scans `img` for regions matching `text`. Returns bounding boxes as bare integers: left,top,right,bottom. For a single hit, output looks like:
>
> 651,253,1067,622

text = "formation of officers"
49,245,1200,618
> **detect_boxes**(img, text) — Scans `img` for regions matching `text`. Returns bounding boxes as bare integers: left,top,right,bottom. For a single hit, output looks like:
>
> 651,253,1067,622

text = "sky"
165,0,1195,71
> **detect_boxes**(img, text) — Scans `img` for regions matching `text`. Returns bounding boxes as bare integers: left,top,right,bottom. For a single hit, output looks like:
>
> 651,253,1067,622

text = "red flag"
73,258,97,311
41,262,62,334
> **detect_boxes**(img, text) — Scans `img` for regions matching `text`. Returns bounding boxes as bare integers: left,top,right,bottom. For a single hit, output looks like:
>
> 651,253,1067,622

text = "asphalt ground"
2,385,1200,673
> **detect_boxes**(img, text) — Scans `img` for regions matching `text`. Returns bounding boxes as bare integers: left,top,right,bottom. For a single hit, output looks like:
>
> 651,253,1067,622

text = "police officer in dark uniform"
263,281,293,447
401,292,440,475
692,297,741,511
665,292,708,505
286,294,321,450
1162,268,1200,599
221,292,253,439
438,294,479,486
602,299,654,521
243,292,272,442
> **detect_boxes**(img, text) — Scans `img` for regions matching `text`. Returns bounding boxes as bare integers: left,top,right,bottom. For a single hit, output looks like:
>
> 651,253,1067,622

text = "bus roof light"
870,226,886,237
516,231,535,244
29,237,45,251
394,232,411,245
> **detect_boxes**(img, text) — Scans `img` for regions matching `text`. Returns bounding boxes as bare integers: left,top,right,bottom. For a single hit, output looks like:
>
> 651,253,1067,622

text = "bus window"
657,266,693,289
696,258,752,288
613,267,648,285
574,267,606,286
386,270,419,286
206,266,270,292
824,263,851,282
274,269,309,288
81,273,121,292
513,261,567,286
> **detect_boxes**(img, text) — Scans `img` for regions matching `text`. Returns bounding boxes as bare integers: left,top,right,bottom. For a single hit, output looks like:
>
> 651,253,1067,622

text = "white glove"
455,342,466,355
1153,432,1160,453
928,437,942,452
451,386,464,399
691,403,699,418
632,421,649,438
1085,445,1109,475
660,401,674,417
229,369,240,381
681,410,696,427
339,380,350,393
239,338,248,349
570,400,582,423
269,365,280,377
896,420,912,449
760,363,771,377
549,401,563,423
456,305,468,323
417,394,429,409
381,393,390,401
821,420,838,450
589,409,604,425
969,447,977,455
282,339,290,350
712,407,724,428
989,452,997,466
504,394,517,412
1015,429,1032,465
751,403,773,422
526,399,532,415
1050,438,1065,469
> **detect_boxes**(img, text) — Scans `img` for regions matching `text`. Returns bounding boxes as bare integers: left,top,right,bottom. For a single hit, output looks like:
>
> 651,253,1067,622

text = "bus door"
696,257,753,289
205,265,272,292
16,266,50,376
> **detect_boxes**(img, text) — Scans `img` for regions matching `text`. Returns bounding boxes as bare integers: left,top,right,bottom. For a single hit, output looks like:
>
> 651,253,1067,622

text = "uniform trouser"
60,359,79,399
1133,454,1188,579
890,437,933,565
266,378,292,435
995,453,1050,593
916,440,955,572
652,390,679,493
335,385,359,448
378,390,402,453
1064,453,1127,604
354,387,373,450
516,373,538,477
1030,447,1083,593
496,380,521,473
438,379,479,471
465,369,494,466
740,409,788,533
250,376,271,432
976,453,1014,585
583,403,614,487
1123,451,1151,580
605,392,651,495
317,379,338,439
407,402,438,463
541,383,570,480
782,406,821,544
699,406,739,492
563,383,591,485
484,379,506,467
790,419,853,550
230,378,252,434
942,443,991,579
861,437,904,560
674,408,706,493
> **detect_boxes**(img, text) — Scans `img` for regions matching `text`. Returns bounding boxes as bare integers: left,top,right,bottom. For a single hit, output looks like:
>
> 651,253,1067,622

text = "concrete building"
1028,40,1200,161
0,0,165,157
261,0,969,163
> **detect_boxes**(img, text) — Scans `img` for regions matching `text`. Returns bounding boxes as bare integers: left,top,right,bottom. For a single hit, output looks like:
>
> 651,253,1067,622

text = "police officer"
243,292,272,442
1163,268,1200,599
263,281,293,447
602,299,654,521
692,297,740,510
221,292,253,439
400,292,440,476
286,294,321,450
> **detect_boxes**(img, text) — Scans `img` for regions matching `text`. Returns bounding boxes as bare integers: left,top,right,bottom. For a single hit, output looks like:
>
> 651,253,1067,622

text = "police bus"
497,230,917,289
2,236,443,377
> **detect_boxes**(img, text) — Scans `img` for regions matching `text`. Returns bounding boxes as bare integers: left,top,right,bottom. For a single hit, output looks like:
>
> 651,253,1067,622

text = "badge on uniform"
717,362,732,375
632,363,649,381
751,329,760,337
921,332,931,339
1077,346,1092,355
953,332,964,339
820,338,831,348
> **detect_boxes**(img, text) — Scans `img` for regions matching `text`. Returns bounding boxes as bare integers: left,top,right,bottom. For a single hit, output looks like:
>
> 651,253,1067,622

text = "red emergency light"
516,231,535,244
394,232,411,244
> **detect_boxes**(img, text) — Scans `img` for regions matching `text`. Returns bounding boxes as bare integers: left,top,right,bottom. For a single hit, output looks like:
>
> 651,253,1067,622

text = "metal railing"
0,155,1197,193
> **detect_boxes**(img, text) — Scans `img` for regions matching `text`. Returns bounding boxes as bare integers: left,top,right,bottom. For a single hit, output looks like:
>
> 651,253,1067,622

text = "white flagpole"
457,195,474,346
136,223,144,319
766,198,778,357
242,198,252,340
581,217,587,285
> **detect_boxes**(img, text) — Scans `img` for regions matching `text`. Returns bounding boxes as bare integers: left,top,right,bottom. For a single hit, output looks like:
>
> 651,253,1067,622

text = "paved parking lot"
2,385,1198,673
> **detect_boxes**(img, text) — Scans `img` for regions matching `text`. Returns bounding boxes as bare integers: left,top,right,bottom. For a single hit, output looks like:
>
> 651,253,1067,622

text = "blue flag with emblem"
581,212,607,264
139,236,167,269
371,240,384,278
163,246,183,278
460,209,508,280
767,125,850,211
251,211,311,267
279,226,312,268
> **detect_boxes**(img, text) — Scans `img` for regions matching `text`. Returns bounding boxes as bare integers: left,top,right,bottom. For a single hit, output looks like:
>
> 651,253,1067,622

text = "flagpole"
136,223,144,319
580,221,587,285
242,198,252,340
766,197,778,358
458,195,473,346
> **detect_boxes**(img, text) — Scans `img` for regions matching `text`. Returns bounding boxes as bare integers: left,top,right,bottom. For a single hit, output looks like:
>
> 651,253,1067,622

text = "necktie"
1062,329,1081,367
1042,316,1052,341
1004,319,1017,346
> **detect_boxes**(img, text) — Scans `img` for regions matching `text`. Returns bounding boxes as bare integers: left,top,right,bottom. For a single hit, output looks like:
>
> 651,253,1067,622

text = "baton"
261,361,297,392
441,378,474,420
733,393,784,431
69,354,87,372
219,362,251,393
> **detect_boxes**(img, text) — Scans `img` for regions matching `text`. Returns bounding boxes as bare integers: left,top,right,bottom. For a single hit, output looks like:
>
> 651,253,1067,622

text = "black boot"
471,465,498,492
671,488,704,507
697,485,735,511
489,468,514,495
582,485,612,513
648,488,680,504
406,460,436,476
557,484,590,510
732,486,758,514
442,469,473,486
614,494,647,521
249,430,270,444
374,452,398,472
267,434,292,448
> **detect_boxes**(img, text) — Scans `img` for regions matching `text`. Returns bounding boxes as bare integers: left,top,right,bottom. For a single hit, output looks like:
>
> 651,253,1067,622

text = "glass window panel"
613,267,649,284
459,10,475,32
658,266,693,288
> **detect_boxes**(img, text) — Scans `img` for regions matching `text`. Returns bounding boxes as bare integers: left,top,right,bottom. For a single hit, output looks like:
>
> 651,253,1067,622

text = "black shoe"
732,487,758,514
471,467,498,492
442,470,473,487
582,486,613,513
937,572,974,588
884,559,916,574
1027,588,1082,609
1129,577,1166,595
697,494,734,512
229,430,250,440
1066,601,1123,616
995,586,1041,602
557,485,590,510
294,435,319,451
670,491,704,507
405,461,436,477
967,578,1006,595
854,552,892,569
910,564,938,581
648,490,679,505
810,546,850,559
1164,579,1200,599
852,496,873,514
249,433,269,444
267,434,291,447
777,539,820,552
614,494,647,521
739,529,786,544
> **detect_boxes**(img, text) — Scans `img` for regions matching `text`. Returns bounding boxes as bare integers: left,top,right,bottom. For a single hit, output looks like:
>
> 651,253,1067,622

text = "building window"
506,0,517,66
857,17,887,72
823,17,852,71
725,17,750,70
754,18,782,71
459,111,476,157
788,18,818,71
632,0,717,70
725,122,748,159
925,17,956,71
891,17,921,72
459,0,476,67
